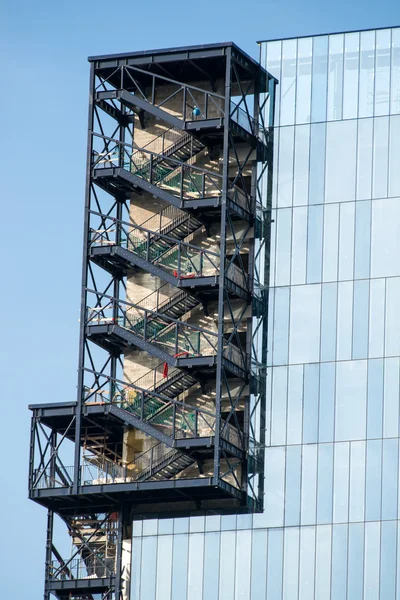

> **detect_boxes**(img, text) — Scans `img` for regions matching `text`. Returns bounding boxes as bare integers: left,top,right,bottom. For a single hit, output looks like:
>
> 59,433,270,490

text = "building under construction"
28,42,275,599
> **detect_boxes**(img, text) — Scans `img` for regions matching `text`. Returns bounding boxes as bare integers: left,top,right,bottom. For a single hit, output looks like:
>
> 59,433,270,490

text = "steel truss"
28,42,276,600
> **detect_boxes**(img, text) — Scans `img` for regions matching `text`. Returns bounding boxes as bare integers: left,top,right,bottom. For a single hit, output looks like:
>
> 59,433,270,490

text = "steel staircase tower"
28,42,276,600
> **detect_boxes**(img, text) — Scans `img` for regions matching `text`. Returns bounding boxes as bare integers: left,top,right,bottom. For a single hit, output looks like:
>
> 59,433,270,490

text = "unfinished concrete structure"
28,43,276,600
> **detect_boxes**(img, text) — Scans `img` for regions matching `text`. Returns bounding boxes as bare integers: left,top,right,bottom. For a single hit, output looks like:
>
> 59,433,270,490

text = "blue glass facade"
129,27,400,599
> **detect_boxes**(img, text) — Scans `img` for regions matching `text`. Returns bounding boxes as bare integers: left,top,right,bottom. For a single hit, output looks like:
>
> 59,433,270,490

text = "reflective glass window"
280,40,297,126
306,206,323,282
327,34,344,121
171,535,189,600
156,536,173,600
291,207,307,284
388,115,400,197
293,126,310,207
296,38,312,124
335,360,367,441
331,524,348,599
311,36,328,122
219,531,236,600
371,197,400,278
349,441,366,522
375,29,391,116
372,116,389,199
250,530,267,600
277,127,295,207
285,446,301,526
298,527,315,600
203,532,220,600
391,28,400,114
364,522,380,598
347,523,364,600
343,33,360,119
266,529,284,600
359,30,375,118
354,200,371,279
315,525,332,597
325,119,357,204
283,528,300,598
380,521,397,598
289,285,321,364
333,442,350,523
356,117,373,200
365,439,382,521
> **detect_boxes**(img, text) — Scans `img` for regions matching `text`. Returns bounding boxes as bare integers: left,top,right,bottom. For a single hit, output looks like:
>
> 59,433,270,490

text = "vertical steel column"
114,508,124,600
43,510,53,600
213,47,232,484
74,62,96,493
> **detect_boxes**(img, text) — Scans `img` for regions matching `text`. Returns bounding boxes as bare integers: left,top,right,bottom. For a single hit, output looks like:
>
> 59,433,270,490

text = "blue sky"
1,0,399,597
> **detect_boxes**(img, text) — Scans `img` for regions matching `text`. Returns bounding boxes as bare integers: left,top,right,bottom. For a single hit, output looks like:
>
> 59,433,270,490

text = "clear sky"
1,0,399,597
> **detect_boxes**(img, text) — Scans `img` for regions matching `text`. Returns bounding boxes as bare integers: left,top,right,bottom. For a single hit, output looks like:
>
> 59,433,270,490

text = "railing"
91,134,222,199
86,293,219,360
50,558,115,581
32,465,74,490
230,100,256,135
89,214,220,280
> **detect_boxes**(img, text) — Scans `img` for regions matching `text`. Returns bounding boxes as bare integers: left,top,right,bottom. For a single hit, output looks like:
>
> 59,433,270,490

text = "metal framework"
28,42,276,600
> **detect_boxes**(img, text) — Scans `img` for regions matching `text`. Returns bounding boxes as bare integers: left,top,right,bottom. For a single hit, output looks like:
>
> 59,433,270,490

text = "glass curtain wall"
130,27,400,600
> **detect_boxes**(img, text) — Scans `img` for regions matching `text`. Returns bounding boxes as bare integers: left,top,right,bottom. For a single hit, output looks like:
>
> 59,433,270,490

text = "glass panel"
291,207,307,285
325,120,357,204
349,441,366,522
277,126,295,207
359,30,375,118
343,33,360,119
327,34,343,121
369,280,385,358
317,443,333,524
287,365,304,444
289,284,321,364
338,201,355,281
271,287,290,366
371,197,400,278
250,530,268,600
375,29,391,116
385,278,400,357
264,447,285,526
308,123,326,205
219,531,236,600
319,362,335,443
187,534,204,600
299,527,315,600
372,116,389,199
174,517,189,534
320,282,338,362
301,444,317,525
271,366,287,446
315,525,332,598
354,200,371,279
335,359,367,441
280,39,297,126
367,358,384,438
203,532,220,600
306,206,323,283
383,357,400,438
235,531,252,600
331,524,348,599
347,523,364,600
189,516,205,533
365,439,382,521
327,34,344,121
285,446,301,526
283,528,300,598
333,442,350,523
322,203,339,282
141,537,157,600
336,281,354,360
303,363,319,444
391,28,400,114
293,126,310,206
352,279,369,359
364,521,380,599
156,536,173,600
381,438,398,520
389,115,400,197
131,537,142,600
266,529,284,600
296,38,312,124
380,521,397,599
171,534,189,600
356,117,373,200
266,41,282,125
275,208,292,285
311,36,329,122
